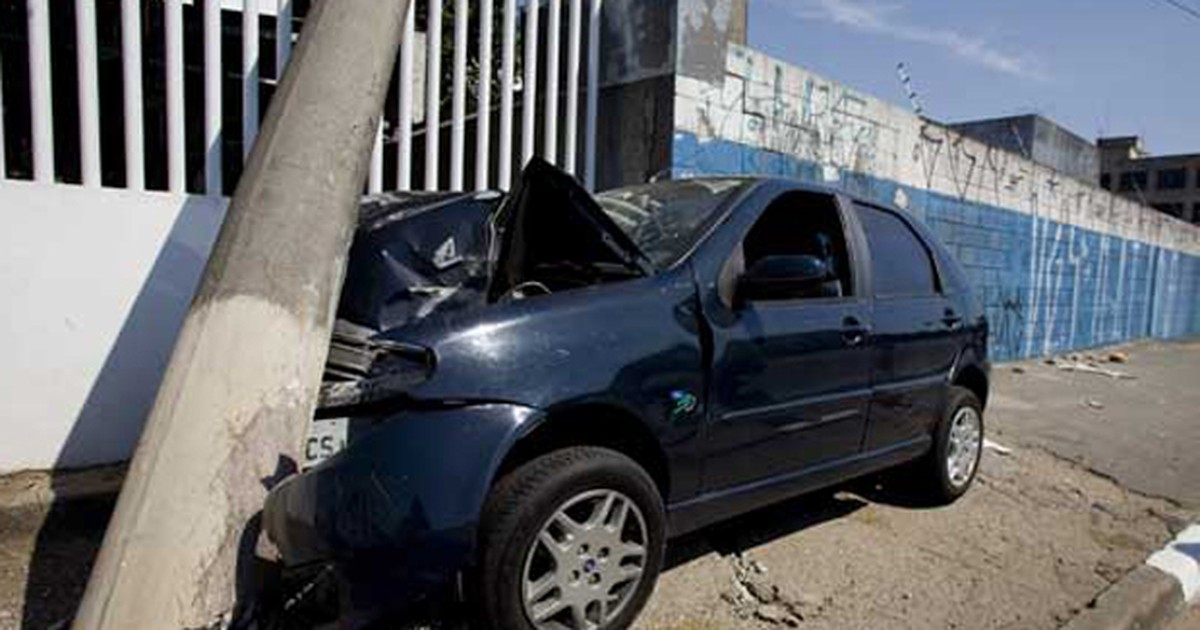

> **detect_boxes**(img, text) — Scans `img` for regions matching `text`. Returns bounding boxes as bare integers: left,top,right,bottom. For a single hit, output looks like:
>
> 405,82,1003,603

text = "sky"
748,0,1200,156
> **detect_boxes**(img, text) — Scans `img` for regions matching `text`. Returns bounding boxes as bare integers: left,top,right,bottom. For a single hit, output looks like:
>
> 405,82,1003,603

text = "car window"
596,179,748,268
738,191,853,299
855,203,937,298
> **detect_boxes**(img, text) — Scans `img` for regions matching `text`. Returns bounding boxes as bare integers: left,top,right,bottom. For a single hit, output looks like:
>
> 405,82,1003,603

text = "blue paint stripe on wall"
673,132,1200,361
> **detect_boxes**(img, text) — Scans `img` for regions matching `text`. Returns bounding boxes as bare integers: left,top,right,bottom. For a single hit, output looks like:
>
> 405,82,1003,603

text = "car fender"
264,403,543,600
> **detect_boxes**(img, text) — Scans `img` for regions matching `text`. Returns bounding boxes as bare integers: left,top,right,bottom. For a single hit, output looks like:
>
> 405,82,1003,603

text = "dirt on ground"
0,342,1197,629
633,439,1193,630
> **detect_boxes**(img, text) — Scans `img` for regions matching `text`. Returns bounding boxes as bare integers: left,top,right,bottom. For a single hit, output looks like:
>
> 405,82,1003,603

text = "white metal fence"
0,0,603,194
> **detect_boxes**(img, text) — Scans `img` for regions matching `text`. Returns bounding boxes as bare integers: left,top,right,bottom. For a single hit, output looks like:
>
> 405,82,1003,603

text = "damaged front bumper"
264,402,541,621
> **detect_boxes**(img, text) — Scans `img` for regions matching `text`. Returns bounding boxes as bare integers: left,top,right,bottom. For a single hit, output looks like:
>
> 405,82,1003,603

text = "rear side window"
855,203,938,298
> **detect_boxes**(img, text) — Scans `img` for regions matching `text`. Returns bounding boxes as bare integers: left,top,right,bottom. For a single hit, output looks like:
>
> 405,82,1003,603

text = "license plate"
303,417,348,468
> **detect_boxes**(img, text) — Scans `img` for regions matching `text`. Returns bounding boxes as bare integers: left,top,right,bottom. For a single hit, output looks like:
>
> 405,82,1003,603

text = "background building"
1099,136,1200,224
948,114,1100,184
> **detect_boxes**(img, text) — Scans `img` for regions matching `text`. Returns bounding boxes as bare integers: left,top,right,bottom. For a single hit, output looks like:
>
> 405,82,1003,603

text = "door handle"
842,316,869,347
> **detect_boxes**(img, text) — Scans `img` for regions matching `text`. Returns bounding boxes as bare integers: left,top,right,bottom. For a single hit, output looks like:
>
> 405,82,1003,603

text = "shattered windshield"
596,179,748,268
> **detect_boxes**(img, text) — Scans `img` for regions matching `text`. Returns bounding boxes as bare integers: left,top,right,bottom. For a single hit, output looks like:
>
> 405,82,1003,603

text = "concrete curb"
1064,525,1199,630
1063,565,1184,630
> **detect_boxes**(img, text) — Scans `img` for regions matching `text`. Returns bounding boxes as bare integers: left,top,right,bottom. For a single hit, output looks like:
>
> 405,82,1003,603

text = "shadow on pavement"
18,494,116,629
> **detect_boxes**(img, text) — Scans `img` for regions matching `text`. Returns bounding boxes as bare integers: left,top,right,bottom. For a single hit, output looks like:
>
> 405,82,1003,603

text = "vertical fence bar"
76,0,101,186
449,0,467,190
425,0,443,190
497,0,516,189
0,47,5,176
369,120,383,192
563,0,580,174
397,1,414,190
521,0,539,167
584,0,600,190
28,0,54,182
166,0,185,192
204,0,222,194
243,0,260,159
474,0,493,190
123,0,145,189
28,0,53,181
276,0,292,71
543,0,559,163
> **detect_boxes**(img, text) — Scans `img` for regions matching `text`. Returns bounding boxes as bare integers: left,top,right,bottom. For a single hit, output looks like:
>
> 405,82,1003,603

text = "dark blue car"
264,159,990,629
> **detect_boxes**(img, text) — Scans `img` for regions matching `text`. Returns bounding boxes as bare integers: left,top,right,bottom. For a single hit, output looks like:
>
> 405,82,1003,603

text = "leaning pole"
73,0,411,627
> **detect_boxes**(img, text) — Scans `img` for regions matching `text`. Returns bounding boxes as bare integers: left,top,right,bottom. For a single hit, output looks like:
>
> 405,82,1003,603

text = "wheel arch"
952,361,989,408
492,403,671,502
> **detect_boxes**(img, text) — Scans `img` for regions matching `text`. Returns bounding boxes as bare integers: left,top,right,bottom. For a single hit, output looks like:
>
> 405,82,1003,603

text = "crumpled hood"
321,159,651,406
336,159,649,334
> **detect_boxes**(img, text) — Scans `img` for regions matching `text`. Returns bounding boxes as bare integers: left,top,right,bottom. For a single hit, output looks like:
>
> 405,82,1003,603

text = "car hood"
320,159,651,406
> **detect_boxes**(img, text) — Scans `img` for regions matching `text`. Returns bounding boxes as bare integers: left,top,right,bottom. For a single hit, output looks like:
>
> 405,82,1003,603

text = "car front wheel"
475,447,666,630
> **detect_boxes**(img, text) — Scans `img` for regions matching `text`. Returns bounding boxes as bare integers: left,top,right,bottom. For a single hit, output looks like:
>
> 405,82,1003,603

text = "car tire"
474,446,666,630
920,386,984,503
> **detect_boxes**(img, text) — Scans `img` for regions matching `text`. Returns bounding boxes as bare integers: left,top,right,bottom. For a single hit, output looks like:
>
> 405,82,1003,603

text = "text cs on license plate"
304,417,348,468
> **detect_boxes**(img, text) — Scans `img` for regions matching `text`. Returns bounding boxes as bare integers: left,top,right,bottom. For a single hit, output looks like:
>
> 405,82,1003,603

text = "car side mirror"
737,255,833,304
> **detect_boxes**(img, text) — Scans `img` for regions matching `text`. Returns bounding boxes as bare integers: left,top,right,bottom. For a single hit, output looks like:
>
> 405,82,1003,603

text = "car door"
853,202,962,450
702,189,873,492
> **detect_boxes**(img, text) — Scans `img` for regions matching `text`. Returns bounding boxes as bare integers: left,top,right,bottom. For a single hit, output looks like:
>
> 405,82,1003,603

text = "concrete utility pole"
73,0,411,627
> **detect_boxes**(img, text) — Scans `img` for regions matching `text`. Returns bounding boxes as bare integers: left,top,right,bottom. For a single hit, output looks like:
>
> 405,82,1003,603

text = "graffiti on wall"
675,45,1200,359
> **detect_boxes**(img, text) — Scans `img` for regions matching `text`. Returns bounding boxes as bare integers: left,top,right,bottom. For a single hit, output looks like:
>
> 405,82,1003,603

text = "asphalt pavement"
990,339,1200,508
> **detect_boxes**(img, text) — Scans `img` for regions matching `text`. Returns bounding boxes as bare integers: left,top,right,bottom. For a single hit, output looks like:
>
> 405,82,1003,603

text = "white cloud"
767,0,1049,82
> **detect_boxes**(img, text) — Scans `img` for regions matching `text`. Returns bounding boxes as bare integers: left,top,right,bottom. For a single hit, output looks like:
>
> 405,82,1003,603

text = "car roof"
606,175,851,200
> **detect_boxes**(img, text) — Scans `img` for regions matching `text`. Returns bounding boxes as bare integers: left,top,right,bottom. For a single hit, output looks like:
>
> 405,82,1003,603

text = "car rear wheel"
475,447,666,630
921,386,984,503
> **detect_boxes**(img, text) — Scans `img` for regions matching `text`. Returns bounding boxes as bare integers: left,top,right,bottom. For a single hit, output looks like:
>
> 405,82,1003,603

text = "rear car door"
703,190,872,491
853,202,962,450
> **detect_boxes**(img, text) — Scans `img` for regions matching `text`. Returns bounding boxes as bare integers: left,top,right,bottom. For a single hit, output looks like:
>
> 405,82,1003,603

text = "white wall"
0,182,226,472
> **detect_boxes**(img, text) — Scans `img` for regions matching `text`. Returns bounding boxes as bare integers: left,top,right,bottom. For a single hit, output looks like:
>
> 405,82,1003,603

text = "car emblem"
669,390,698,420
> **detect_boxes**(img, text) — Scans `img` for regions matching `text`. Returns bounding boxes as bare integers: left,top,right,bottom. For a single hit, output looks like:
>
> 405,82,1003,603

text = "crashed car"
264,158,990,629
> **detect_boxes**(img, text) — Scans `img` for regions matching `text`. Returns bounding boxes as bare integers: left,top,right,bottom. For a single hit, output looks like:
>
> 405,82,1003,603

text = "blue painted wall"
674,132,1200,361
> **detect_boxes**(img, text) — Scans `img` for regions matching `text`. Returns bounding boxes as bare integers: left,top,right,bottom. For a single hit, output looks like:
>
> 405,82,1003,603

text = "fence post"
563,0,581,174
521,0,539,166
28,0,54,183
450,0,468,191
425,0,443,190
585,0,602,190
205,0,222,195
475,0,494,191
75,0,101,187
498,0,517,189
243,0,261,160
544,0,560,163
166,0,185,192
397,1,415,190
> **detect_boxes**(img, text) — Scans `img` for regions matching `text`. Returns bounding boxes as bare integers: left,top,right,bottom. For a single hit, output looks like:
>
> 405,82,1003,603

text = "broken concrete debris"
724,553,824,626
1051,358,1136,380
1107,351,1130,364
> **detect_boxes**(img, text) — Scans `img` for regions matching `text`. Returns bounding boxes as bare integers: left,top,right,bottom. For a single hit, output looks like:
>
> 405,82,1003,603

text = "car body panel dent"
264,404,540,607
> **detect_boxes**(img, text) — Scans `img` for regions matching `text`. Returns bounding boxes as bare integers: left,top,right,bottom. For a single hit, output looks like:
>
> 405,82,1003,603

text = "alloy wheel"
521,489,649,629
946,406,982,488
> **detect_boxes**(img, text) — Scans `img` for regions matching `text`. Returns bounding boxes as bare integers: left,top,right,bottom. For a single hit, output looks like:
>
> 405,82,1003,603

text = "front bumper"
264,402,540,621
